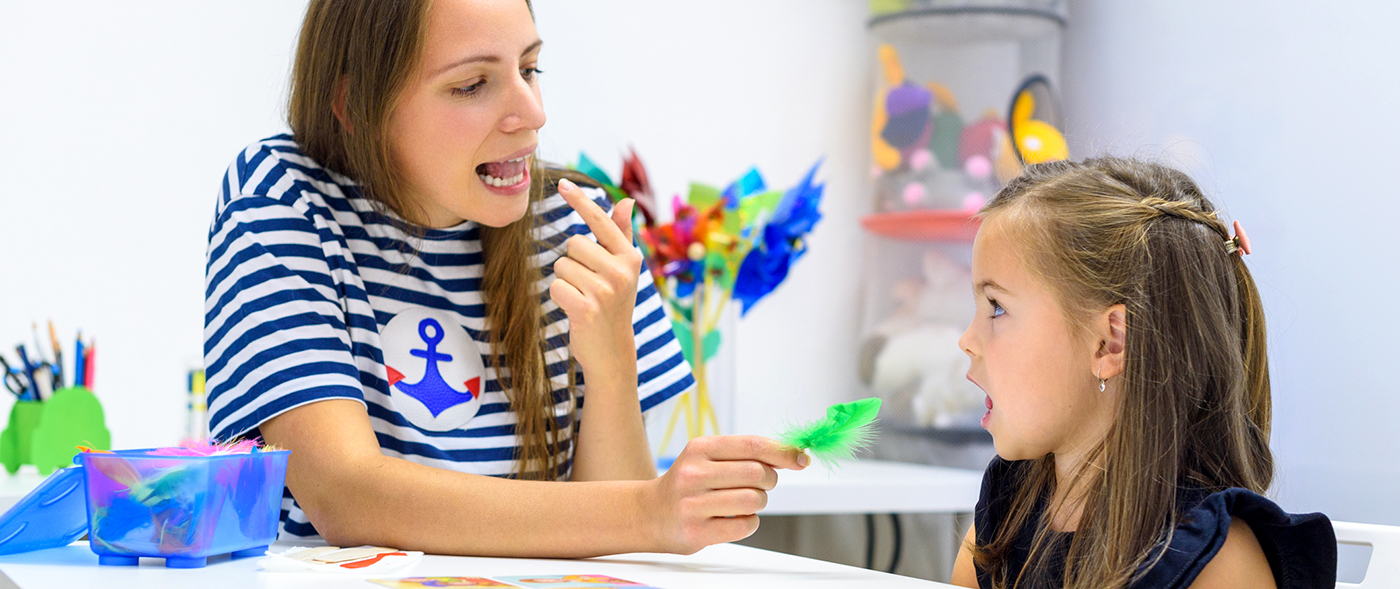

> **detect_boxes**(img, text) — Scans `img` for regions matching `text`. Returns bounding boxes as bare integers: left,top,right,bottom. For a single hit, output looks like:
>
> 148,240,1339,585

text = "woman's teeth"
478,155,529,187
479,172,524,187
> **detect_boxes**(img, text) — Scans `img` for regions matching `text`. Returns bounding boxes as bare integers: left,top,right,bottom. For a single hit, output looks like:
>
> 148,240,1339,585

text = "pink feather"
148,438,267,457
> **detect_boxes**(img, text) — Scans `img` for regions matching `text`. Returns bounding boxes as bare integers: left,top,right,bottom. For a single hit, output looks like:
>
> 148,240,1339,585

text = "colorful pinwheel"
574,152,825,451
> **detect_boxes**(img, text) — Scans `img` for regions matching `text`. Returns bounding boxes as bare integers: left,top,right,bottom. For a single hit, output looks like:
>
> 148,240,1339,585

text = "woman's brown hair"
288,0,593,480
971,157,1273,588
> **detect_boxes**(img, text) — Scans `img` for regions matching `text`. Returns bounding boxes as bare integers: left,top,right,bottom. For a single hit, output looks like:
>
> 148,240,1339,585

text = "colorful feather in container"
777,398,882,467
148,438,271,457
79,438,283,554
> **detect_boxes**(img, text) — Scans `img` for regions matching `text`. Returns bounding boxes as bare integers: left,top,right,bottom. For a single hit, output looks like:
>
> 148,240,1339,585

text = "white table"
0,541,956,588
0,460,983,584
761,459,981,515
754,459,981,577
0,460,985,517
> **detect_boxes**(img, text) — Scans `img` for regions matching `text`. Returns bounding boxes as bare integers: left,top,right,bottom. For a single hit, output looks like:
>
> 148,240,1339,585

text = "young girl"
204,0,806,557
949,158,1336,588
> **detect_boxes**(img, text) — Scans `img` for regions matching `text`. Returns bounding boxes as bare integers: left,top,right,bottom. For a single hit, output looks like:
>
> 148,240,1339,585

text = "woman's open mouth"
476,152,532,194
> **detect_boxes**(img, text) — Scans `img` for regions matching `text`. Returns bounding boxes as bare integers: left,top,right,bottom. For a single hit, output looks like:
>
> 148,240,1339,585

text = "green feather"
777,398,881,466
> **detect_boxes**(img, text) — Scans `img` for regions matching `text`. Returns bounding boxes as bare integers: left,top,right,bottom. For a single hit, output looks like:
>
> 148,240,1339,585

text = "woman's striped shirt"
204,134,693,538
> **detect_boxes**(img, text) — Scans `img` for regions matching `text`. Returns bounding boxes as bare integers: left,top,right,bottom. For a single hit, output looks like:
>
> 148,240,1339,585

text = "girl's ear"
1095,303,1127,380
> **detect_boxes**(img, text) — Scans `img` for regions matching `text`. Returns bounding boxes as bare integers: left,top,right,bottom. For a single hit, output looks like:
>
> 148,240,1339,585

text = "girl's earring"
1096,367,1106,392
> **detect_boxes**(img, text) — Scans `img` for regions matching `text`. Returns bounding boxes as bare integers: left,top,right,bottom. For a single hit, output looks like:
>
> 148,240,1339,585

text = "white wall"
532,0,872,441
0,1,308,448
1061,0,1400,530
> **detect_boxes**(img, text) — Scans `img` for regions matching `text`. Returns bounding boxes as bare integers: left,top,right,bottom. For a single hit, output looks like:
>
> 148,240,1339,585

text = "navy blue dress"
973,457,1336,588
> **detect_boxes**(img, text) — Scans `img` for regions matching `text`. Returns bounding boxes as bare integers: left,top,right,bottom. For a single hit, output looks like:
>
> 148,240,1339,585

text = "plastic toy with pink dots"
867,0,1071,216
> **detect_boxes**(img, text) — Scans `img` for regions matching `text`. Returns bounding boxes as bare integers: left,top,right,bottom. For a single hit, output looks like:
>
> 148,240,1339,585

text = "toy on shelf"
573,152,825,456
0,439,289,568
1008,74,1069,165
872,44,987,213
868,47,1069,215
959,113,1021,187
858,251,984,428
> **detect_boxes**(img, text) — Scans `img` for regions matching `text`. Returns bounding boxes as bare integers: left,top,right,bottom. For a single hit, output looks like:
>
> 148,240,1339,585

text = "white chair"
1334,520,1400,588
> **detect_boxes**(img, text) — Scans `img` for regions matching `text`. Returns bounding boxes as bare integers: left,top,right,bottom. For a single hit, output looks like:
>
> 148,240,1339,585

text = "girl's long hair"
971,157,1273,588
288,0,592,480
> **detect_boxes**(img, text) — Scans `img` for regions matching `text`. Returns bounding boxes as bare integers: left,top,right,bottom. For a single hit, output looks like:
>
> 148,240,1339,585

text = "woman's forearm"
306,453,657,557
264,398,808,558
264,399,660,557
569,358,656,482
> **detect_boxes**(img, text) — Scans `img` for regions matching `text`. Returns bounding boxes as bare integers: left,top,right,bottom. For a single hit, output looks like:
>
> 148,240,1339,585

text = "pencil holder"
0,401,45,474
0,387,110,475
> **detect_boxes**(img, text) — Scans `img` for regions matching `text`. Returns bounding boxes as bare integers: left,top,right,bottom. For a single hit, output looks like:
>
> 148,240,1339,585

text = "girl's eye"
522,66,543,81
452,79,486,97
989,299,1005,319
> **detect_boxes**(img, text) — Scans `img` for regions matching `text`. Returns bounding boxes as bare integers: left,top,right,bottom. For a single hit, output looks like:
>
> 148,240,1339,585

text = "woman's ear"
333,77,353,134
1095,303,1127,380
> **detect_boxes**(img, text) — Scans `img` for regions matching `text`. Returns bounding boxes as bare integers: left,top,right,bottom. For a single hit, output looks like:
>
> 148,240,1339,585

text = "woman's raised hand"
551,178,642,375
645,435,811,554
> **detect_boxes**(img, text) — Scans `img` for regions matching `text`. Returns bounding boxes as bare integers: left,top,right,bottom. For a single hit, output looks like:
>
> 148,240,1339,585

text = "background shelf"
860,209,981,242
887,424,993,445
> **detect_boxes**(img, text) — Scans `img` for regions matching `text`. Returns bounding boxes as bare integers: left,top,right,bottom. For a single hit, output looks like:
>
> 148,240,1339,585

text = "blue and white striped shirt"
205,134,693,538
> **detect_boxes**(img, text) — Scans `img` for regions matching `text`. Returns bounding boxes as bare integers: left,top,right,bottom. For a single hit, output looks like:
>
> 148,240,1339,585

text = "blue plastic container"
76,449,289,568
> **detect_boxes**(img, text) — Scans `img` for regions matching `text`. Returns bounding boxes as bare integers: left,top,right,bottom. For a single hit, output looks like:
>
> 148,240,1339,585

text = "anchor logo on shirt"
385,317,483,418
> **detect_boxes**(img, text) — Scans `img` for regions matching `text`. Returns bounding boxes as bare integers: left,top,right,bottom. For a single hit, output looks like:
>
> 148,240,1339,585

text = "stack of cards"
260,545,424,573
370,574,662,588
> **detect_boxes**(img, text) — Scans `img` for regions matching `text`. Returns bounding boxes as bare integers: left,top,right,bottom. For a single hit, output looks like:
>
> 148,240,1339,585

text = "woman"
204,0,806,557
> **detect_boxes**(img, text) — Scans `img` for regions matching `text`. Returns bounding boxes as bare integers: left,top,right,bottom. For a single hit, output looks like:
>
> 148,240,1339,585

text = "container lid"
0,466,90,555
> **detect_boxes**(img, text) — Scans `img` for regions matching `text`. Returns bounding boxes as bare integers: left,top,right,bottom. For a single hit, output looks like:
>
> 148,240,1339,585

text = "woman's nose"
499,76,546,134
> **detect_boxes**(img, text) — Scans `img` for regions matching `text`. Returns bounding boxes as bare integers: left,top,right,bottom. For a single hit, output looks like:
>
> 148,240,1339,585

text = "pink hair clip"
1226,220,1251,256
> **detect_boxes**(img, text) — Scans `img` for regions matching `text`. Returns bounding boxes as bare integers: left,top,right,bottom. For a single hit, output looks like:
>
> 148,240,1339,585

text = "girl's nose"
958,322,977,358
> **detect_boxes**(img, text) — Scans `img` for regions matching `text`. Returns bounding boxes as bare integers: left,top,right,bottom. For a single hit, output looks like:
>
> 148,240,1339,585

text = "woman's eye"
522,67,543,81
452,80,486,97
989,299,1005,318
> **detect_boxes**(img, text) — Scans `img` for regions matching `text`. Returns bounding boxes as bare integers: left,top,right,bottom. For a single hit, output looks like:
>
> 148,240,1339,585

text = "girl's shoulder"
972,458,1338,588
974,455,1033,524
1143,487,1336,589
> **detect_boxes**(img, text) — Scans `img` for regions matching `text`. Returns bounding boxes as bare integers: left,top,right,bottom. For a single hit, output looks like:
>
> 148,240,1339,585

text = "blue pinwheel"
733,160,825,315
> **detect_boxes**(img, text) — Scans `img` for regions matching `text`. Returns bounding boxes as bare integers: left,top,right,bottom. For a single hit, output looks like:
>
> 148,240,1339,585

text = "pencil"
84,341,95,391
48,320,64,389
31,323,48,365
15,345,39,402
74,333,86,388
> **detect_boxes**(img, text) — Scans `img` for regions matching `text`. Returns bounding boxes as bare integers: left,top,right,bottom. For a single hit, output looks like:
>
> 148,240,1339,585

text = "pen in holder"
0,385,111,475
